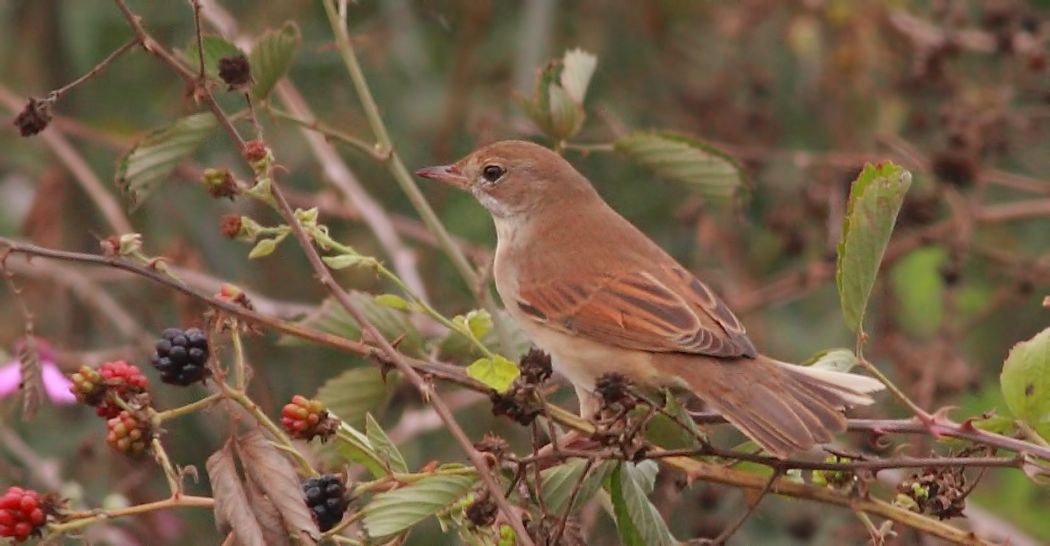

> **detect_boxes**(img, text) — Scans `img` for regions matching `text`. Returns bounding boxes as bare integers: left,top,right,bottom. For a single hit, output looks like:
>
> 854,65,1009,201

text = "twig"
699,470,780,545
189,0,207,81
47,495,214,534
550,457,595,545
48,40,138,103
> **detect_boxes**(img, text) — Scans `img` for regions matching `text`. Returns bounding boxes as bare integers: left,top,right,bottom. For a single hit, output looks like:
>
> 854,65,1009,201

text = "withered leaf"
206,441,266,546
238,430,320,543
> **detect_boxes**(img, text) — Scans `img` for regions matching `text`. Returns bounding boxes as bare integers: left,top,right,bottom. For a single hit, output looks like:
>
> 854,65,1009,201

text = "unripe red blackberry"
281,395,339,442
302,474,349,532
151,327,210,386
0,487,47,542
106,410,153,457
71,361,150,418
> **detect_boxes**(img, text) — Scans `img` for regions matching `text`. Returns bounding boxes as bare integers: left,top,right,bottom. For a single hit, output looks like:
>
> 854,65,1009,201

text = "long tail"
658,354,885,458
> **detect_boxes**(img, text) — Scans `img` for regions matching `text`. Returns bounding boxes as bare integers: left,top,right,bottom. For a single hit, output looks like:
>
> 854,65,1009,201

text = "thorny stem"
857,356,936,426
151,438,183,497
153,393,223,423
230,325,247,390
190,0,206,81
47,496,215,534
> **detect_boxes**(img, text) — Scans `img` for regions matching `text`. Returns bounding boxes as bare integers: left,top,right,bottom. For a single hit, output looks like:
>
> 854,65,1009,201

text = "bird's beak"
415,164,469,190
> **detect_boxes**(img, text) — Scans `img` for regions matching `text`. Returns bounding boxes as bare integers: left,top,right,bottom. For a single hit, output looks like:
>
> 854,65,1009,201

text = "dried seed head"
217,54,252,90
13,98,52,137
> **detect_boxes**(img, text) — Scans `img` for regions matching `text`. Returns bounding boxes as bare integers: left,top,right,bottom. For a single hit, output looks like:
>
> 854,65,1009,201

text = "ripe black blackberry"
303,474,349,532
152,327,210,386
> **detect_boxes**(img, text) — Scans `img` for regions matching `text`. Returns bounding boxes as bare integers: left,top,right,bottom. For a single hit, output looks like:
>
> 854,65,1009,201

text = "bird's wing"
515,263,757,358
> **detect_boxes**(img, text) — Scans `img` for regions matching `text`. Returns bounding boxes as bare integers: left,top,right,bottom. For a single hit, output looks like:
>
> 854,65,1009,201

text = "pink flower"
0,339,76,405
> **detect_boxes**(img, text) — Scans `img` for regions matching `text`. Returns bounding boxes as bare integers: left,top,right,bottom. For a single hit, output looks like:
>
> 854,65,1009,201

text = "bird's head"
416,140,595,219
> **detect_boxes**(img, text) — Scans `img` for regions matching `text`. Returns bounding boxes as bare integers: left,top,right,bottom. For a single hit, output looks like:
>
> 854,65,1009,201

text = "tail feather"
660,354,885,458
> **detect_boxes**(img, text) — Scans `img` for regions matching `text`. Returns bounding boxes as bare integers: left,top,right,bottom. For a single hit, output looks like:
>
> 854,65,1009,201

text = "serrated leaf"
116,112,217,208
560,48,597,104
282,293,425,355
1001,327,1050,441
467,356,520,393
316,366,391,430
374,294,411,310
835,162,912,333
805,348,860,373
238,431,320,543
541,458,616,514
248,238,279,259
615,131,744,200
182,35,244,82
249,21,301,101
329,422,387,478
366,413,408,474
646,392,703,450
207,442,267,546
362,474,475,538
607,463,676,546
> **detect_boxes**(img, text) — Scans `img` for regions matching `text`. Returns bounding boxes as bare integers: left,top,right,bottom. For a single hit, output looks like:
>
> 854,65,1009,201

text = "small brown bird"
417,140,883,458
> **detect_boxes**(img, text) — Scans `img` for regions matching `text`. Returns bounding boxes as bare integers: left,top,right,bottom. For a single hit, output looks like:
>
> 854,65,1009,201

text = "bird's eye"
482,164,505,183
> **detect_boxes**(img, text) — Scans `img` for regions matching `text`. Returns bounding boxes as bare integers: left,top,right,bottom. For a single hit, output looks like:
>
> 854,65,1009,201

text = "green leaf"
439,310,532,361
646,392,704,450
835,161,912,333
374,294,411,310
547,83,582,141
464,310,493,340
540,458,616,514
282,292,425,355
115,112,217,208
329,422,387,478
366,413,409,474
248,238,278,259
560,48,597,104
249,21,301,101
607,463,676,546
890,247,946,339
322,254,377,270
466,356,520,393
1001,327,1050,441
615,131,744,200
316,366,391,430
182,34,243,82
805,348,860,373
362,474,475,538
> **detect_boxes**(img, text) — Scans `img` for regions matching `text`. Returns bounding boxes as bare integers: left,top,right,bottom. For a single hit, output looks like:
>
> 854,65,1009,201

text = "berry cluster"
106,410,153,457
0,487,46,542
302,475,349,532
281,395,339,442
152,328,210,386
70,361,150,419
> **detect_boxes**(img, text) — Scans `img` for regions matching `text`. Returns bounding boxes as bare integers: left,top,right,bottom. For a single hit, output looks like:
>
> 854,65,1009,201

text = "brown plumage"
417,140,883,458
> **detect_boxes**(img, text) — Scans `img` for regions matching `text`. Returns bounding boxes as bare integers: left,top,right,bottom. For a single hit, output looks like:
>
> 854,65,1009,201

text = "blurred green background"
2,1,1049,544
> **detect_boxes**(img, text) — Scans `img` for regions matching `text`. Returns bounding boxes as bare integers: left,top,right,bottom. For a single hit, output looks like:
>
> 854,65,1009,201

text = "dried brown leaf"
246,471,293,546
238,430,320,543
206,442,267,546
17,336,43,420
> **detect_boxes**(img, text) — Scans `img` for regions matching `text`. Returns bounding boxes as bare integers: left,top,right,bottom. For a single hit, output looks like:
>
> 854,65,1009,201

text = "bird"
416,140,884,458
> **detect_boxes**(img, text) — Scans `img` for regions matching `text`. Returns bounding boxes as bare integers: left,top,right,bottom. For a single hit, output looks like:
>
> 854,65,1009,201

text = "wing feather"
516,264,756,358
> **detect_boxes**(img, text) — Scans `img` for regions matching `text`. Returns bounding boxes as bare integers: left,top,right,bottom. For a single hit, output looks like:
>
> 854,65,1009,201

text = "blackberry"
70,361,150,419
0,487,47,542
152,327,210,386
302,474,349,532
106,410,153,457
281,395,339,442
